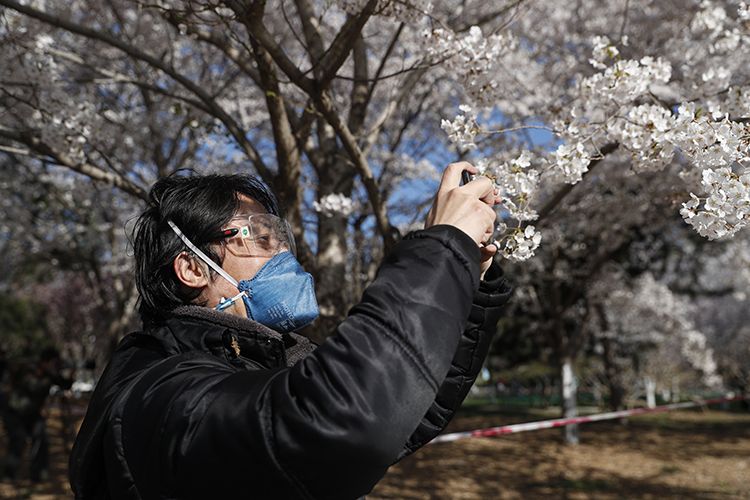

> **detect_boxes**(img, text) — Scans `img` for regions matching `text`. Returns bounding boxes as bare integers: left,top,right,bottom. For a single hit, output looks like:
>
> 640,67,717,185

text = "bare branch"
361,67,428,155
314,0,378,87
293,0,326,74
226,0,315,92
348,32,368,134
364,22,404,107
248,37,315,268
0,126,148,200
161,11,263,86
47,46,212,115
233,0,378,92
314,91,397,250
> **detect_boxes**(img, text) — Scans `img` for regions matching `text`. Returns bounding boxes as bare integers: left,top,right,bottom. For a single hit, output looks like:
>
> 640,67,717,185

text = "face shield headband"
167,220,246,307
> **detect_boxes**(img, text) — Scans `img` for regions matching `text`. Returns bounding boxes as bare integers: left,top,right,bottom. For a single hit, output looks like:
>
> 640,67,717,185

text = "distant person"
0,348,7,409
2,346,72,482
70,166,512,499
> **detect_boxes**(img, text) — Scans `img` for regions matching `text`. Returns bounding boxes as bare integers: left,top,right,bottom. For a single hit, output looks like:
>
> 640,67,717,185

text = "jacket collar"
152,305,315,368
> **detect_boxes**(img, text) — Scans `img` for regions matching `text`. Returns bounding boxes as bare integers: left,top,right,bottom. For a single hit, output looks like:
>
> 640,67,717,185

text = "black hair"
132,172,279,324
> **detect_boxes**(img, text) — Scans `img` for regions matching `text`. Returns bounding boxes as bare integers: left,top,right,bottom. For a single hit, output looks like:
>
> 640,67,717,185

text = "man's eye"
254,235,274,247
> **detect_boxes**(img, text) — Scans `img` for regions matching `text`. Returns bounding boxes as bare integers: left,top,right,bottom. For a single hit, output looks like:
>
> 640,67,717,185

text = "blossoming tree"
2,0,750,441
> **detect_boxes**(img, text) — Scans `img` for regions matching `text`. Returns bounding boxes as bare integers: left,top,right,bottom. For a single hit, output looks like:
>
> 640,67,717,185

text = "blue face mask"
236,251,319,332
168,220,319,333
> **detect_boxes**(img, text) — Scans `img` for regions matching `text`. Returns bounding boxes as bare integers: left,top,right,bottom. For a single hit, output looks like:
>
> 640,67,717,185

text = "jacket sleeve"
395,260,512,460
123,225,484,500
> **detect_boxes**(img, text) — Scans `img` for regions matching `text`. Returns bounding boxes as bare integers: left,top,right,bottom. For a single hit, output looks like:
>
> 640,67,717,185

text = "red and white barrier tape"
430,395,747,444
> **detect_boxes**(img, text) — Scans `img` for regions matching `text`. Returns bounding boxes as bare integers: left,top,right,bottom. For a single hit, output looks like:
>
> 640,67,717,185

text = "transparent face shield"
167,213,297,313
222,213,296,258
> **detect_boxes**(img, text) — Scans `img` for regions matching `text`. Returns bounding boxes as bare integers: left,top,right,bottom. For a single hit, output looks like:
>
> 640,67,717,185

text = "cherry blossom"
313,193,355,218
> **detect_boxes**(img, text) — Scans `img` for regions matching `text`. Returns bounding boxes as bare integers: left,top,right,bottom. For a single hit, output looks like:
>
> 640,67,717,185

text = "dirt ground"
1,401,748,499
371,406,750,499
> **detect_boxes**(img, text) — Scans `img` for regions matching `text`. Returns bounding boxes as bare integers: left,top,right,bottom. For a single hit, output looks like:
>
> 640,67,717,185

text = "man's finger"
460,176,494,199
439,162,477,194
480,244,498,257
479,186,497,204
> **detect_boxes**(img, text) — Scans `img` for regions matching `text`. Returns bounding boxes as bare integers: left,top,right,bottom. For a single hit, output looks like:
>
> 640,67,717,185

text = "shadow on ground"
370,408,750,499
1,400,748,499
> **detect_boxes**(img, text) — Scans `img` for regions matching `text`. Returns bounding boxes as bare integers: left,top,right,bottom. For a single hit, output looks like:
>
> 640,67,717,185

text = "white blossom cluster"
313,193,355,218
581,55,672,106
690,0,729,33
680,329,722,387
681,168,750,239
462,152,542,261
569,35,750,243
607,104,676,171
477,151,540,222
545,142,592,185
739,1,750,21
423,26,521,107
437,22,750,262
335,0,432,22
440,104,478,151
604,101,750,237
33,102,98,163
588,35,620,70
696,236,750,297
677,5,743,75
499,225,542,261
670,103,748,168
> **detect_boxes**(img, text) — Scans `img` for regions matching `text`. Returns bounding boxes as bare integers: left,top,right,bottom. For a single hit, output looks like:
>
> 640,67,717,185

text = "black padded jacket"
69,225,512,499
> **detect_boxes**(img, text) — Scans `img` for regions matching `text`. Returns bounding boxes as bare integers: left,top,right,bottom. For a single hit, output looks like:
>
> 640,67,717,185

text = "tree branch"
161,11,263,86
293,0,326,76
0,127,148,201
314,0,378,87
248,38,315,268
364,22,404,107
361,67,428,155
314,91,397,250
348,32,369,134
0,0,273,182
226,0,315,93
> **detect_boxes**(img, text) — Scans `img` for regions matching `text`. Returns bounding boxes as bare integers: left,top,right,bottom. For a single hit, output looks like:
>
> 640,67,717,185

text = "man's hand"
425,162,502,279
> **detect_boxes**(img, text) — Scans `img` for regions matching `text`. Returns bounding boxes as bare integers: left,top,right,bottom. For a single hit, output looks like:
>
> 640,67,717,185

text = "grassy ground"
371,406,750,499
1,400,748,499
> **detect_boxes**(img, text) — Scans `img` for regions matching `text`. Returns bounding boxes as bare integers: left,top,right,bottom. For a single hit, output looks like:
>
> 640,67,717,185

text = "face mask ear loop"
216,291,246,311
167,220,240,288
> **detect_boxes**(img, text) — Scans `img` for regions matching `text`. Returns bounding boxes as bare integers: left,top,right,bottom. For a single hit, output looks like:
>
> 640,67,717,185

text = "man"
69,163,511,499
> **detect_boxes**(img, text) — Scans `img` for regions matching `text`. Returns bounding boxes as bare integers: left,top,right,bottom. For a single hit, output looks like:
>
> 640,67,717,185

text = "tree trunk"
561,357,579,445
311,152,356,342
645,376,656,408
602,337,626,411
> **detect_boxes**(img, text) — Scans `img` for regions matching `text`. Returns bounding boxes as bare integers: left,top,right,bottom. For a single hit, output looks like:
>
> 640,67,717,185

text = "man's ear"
173,251,210,289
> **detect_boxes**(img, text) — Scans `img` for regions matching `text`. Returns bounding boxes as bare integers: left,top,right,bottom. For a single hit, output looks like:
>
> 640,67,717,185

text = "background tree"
2,0,750,444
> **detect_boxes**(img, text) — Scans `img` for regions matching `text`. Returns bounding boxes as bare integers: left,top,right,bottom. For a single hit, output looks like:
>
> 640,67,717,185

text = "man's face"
202,194,274,318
